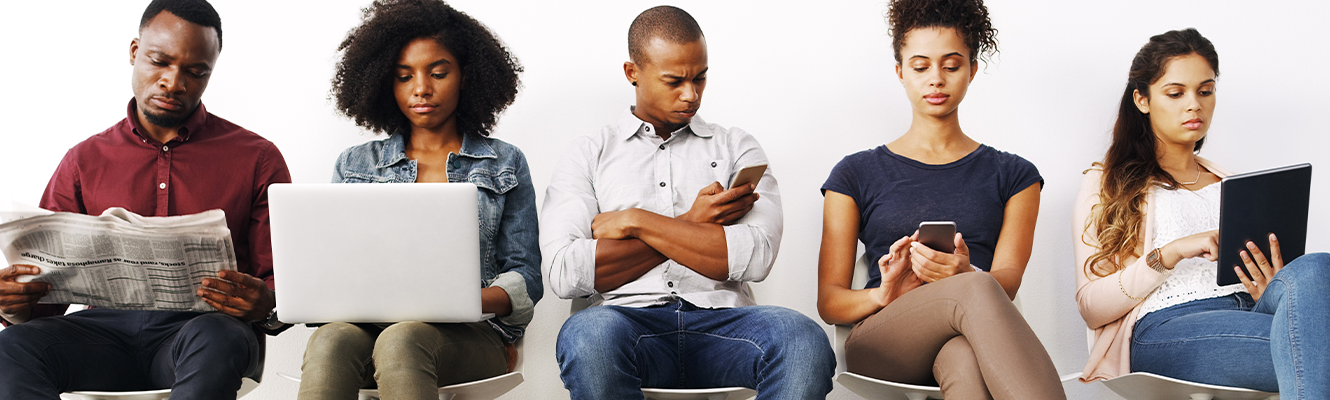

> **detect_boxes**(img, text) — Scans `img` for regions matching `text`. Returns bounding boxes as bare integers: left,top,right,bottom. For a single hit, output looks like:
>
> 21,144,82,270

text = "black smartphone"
917,221,957,253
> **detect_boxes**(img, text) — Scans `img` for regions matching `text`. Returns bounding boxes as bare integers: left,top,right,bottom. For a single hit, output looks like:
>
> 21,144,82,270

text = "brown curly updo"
886,0,998,65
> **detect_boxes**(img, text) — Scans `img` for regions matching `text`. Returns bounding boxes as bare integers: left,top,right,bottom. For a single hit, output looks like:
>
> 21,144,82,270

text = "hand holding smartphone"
917,221,957,253
728,163,767,190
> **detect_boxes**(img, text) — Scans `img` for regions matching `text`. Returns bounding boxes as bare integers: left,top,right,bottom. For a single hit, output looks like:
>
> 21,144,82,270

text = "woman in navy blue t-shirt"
815,0,1064,398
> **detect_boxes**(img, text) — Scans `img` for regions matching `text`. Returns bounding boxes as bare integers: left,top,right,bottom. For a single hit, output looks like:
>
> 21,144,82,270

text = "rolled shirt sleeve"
722,152,782,283
540,136,602,300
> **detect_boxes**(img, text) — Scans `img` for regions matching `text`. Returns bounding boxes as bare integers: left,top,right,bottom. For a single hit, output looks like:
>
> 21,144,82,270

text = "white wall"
2,1,1328,399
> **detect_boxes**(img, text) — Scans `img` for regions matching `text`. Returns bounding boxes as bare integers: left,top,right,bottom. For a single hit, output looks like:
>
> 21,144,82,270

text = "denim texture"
555,300,835,399
332,132,542,341
1131,252,1330,398
0,309,261,399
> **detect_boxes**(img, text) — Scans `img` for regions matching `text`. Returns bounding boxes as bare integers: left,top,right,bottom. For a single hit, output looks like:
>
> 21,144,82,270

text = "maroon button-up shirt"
25,99,291,322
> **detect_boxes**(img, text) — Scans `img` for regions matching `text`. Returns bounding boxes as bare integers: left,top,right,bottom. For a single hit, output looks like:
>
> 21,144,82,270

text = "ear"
969,60,979,82
1133,89,1150,114
129,38,140,66
895,63,903,82
624,61,638,87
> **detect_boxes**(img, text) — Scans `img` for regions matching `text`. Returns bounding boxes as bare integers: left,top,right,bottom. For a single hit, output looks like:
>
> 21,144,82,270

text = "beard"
142,108,189,128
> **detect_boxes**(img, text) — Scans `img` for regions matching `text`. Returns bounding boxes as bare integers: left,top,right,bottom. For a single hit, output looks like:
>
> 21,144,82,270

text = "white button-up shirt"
541,109,783,308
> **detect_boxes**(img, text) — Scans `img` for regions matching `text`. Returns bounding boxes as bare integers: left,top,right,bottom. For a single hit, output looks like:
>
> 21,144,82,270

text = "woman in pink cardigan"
1074,28,1330,399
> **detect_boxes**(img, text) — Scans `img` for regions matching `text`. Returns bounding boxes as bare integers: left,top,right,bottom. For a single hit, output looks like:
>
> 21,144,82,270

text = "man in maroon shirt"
0,1,290,398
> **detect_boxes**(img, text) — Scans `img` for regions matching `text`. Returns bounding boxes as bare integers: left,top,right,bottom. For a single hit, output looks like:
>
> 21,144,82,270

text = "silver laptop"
268,183,486,323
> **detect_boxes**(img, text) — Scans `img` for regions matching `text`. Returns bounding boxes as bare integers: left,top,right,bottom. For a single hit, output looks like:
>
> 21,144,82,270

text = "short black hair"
887,0,997,65
628,6,704,64
333,0,523,137
139,0,223,51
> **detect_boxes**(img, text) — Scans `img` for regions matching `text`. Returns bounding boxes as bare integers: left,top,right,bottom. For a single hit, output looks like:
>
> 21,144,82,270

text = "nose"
412,77,432,98
679,82,698,103
158,68,184,93
1185,93,1202,113
927,68,945,88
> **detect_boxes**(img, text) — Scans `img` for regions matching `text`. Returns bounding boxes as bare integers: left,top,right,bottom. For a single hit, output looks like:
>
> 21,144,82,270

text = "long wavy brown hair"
1085,28,1218,278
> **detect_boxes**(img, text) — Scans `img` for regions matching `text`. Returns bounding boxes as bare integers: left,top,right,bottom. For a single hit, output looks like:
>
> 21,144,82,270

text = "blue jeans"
0,308,262,400
1132,252,1330,398
555,300,835,399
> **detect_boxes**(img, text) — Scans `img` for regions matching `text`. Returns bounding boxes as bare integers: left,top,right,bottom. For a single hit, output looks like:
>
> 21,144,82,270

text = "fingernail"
1270,233,1278,241
1241,251,1249,259
1246,241,1256,249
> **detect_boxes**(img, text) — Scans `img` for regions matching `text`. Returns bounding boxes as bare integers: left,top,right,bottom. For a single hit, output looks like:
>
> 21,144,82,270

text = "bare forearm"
481,286,512,316
987,268,1024,300
593,238,669,292
632,213,729,281
818,284,885,325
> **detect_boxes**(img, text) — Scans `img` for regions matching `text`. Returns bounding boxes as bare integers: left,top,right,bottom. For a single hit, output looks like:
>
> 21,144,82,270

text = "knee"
556,307,634,364
1283,252,1330,280
0,324,42,364
750,307,834,368
944,272,1010,306
307,322,372,356
179,313,254,352
373,321,439,360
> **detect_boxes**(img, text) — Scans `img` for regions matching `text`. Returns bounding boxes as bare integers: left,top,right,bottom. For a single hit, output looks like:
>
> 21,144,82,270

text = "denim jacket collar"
617,107,715,141
375,131,499,168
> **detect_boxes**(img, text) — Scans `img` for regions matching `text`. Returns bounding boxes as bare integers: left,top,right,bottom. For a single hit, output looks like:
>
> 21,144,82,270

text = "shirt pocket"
685,158,733,191
466,170,518,239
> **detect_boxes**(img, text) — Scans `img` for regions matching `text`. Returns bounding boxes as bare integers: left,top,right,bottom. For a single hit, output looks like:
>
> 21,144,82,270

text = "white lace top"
1138,183,1247,316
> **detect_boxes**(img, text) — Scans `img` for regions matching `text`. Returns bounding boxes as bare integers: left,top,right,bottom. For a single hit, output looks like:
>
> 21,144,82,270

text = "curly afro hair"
332,0,522,137
886,0,998,65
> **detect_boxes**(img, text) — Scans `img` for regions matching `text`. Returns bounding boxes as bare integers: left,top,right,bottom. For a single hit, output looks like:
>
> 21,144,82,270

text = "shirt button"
667,281,674,288
671,291,677,295
158,183,166,189
711,162,717,167
659,182,666,187
659,144,666,150
645,126,651,132
162,145,169,152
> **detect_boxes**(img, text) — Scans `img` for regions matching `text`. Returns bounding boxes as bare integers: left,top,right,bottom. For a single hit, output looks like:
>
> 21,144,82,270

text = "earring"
631,81,637,86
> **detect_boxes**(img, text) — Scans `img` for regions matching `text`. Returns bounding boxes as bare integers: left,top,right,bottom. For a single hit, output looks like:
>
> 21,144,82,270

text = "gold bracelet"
1118,272,1146,301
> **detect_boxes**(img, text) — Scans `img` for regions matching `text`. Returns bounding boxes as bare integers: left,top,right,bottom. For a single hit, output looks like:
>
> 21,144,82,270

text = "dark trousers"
0,308,261,400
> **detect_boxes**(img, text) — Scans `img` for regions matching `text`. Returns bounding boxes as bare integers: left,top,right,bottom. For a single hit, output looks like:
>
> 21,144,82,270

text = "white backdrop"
2,1,1327,399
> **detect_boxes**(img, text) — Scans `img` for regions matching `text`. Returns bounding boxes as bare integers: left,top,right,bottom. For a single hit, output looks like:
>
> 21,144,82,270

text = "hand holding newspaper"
0,207,236,312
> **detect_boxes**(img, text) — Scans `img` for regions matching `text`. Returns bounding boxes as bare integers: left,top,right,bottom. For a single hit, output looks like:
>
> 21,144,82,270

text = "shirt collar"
616,106,714,141
376,131,497,168
124,98,208,144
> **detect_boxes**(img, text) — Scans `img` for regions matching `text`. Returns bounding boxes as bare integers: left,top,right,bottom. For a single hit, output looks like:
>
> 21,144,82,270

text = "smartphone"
917,221,957,253
728,163,768,190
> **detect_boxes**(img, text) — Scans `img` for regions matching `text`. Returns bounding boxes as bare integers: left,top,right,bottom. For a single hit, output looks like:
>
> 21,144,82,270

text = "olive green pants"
297,321,506,400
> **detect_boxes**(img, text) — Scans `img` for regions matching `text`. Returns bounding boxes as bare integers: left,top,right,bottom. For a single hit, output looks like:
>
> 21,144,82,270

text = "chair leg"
1187,395,1215,400
905,394,929,400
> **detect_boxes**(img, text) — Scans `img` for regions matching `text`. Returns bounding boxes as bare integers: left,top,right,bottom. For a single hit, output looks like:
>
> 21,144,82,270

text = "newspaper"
0,208,236,312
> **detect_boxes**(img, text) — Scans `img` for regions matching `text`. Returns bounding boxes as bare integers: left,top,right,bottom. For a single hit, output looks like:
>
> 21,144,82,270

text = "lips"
1183,118,1203,130
410,103,437,114
924,93,949,105
675,109,698,118
150,96,183,111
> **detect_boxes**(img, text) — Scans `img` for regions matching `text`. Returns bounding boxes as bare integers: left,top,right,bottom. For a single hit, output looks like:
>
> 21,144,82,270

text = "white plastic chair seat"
1098,371,1278,400
641,387,756,400
60,377,259,400
278,371,523,400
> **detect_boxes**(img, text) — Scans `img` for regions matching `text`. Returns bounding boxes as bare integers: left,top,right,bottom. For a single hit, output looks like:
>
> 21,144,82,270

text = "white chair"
569,298,757,400
833,254,1079,400
278,324,524,400
1085,328,1278,400
59,377,259,400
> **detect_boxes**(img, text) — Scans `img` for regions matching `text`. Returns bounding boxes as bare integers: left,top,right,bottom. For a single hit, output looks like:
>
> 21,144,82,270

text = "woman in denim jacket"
297,1,540,399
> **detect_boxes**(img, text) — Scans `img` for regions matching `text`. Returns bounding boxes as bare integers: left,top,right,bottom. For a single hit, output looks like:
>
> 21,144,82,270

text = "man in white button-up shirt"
540,6,833,399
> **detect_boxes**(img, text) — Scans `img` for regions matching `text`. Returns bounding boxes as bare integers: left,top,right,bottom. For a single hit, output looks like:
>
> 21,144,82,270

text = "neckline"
878,144,989,170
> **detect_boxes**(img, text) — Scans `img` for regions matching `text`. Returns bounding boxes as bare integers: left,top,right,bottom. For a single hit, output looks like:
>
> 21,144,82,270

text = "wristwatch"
1146,248,1170,273
259,308,284,331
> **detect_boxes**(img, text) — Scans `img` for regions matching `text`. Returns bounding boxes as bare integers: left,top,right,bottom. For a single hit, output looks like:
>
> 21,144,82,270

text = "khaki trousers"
297,321,507,400
845,273,1065,400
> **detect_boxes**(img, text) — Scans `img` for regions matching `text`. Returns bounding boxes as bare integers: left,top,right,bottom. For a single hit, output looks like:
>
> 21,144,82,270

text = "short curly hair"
332,0,522,137
886,0,998,65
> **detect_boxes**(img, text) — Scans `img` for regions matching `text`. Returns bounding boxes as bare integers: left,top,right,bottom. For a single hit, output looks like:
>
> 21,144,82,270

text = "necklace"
1176,161,1202,185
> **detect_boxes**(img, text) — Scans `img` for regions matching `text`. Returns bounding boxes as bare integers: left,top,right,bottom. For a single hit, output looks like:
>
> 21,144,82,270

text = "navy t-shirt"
821,144,1042,289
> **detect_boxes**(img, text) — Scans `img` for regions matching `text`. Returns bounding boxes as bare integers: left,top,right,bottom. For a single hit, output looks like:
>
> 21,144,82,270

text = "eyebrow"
397,59,452,69
909,52,965,61
145,50,211,70
662,67,709,80
1162,79,1217,88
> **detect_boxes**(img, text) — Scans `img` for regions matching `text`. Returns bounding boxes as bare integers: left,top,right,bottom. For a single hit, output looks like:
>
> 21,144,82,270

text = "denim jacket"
331,132,542,341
